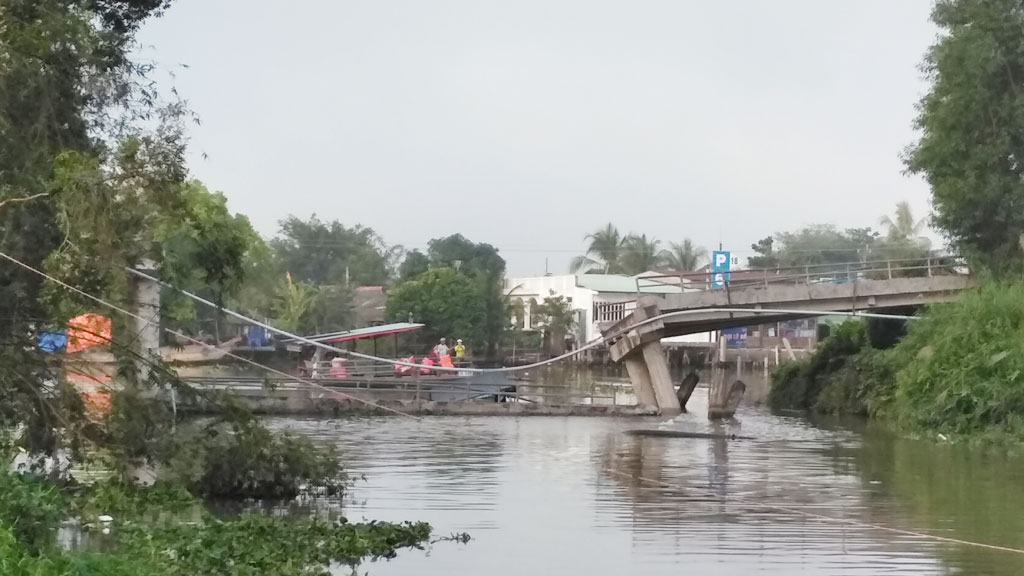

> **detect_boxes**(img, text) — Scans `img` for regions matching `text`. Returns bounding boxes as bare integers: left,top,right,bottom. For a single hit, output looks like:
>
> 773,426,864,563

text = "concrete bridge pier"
707,339,745,419
603,305,681,414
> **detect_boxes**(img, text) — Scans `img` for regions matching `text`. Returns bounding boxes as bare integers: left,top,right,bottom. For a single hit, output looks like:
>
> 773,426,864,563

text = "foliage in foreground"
886,283,1024,437
0,472,433,576
905,0,1024,276
771,283,1024,440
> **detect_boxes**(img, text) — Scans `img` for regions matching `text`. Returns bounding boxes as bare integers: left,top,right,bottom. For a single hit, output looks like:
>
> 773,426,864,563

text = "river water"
272,387,1024,575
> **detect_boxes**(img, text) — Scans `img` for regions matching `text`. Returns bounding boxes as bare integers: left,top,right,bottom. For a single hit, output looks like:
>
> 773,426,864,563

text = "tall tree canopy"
660,239,707,272
906,0,1024,274
385,268,486,349
0,0,262,458
570,224,708,276
425,234,506,357
879,201,927,244
271,215,390,287
619,234,662,275
397,249,430,282
745,225,877,269
570,223,624,274
385,234,507,357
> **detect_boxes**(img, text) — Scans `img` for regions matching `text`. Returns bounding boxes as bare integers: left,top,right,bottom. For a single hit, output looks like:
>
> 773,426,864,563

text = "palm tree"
570,223,625,273
660,239,708,272
880,201,928,245
619,233,664,275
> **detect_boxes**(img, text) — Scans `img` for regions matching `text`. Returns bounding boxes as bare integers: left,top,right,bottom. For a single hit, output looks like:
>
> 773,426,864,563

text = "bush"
173,418,348,499
0,471,64,553
887,283,1024,436
0,470,436,576
769,321,869,411
769,320,900,415
767,358,812,410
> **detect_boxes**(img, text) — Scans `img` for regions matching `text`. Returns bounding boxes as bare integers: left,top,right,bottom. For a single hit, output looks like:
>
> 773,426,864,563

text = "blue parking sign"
711,250,730,289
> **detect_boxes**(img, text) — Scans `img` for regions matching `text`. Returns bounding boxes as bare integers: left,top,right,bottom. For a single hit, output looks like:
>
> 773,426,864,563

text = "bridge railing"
592,254,968,323
632,253,966,294
186,375,624,406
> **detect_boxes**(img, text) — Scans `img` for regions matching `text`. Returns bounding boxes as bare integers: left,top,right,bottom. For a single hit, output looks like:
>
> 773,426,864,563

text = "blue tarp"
38,332,67,353
244,325,273,347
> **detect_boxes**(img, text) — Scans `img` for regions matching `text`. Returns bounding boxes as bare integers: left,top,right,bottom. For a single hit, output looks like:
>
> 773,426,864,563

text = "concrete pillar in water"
603,304,672,413
642,342,680,413
708,379,746,419
623,356,657,408
677,372,700,411
133,259,161,383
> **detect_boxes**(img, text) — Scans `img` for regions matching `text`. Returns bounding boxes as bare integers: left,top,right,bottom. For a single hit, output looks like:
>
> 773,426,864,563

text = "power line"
125,265,918,375
3,249,1021,556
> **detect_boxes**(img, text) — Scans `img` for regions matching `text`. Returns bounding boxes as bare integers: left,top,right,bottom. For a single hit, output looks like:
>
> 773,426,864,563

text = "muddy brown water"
263,386,1024,575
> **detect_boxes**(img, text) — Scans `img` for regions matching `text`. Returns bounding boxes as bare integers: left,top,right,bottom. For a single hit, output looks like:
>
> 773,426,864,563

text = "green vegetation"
386,234,508,357
906,0,1024,276
768,321,897,415
0,470,434,576
570,223,707,275
0,1,444,571
772,0,1024,442
771,284,1024,441
385,268,485,350
747,203,931,271
885,283,1024,438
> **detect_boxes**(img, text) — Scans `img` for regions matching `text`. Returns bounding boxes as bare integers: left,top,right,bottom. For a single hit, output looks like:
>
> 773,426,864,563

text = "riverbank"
769,282,1024,441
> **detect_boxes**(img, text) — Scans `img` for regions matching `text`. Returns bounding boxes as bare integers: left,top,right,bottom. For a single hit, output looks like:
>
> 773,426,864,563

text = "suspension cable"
5,250,1024,556
124,266,917,374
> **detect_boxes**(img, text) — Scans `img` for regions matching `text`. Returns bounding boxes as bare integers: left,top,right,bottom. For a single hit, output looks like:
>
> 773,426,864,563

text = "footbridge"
600,257,975,417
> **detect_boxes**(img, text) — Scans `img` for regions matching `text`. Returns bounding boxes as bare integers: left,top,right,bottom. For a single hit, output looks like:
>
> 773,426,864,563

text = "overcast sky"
138,1,939,277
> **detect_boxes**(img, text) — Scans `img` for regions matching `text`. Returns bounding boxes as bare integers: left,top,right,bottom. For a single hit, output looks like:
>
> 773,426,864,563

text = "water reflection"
270,391,1024,575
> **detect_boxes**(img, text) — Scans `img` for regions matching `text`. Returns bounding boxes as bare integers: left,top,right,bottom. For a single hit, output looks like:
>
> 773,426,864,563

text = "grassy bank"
769,283,1024,440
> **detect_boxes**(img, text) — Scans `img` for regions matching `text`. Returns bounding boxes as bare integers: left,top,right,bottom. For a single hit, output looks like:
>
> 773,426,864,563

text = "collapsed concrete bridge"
603,262,974,417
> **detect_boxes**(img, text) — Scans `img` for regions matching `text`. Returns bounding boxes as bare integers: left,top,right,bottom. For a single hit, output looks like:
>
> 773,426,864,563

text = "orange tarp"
67,313,111,353
66,370,112,419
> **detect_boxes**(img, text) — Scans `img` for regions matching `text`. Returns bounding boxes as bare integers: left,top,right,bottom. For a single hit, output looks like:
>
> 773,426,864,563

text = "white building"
505,274,711,345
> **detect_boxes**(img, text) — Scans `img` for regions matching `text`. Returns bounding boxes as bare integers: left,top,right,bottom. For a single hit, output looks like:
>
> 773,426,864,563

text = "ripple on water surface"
269,388,1024,575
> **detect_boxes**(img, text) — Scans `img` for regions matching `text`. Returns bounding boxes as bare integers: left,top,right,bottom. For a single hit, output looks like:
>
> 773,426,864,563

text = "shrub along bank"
769,283,1024,440
0,469,434,576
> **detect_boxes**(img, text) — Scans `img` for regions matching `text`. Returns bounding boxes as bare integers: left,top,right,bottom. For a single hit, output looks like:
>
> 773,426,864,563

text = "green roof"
576,274,679,294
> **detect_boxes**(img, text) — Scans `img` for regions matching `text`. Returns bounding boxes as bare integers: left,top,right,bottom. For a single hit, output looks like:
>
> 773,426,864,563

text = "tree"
156,181,265,336
747,237,779,269
385,268,486,349
619,233,663,275
272,274,319,333
532,292,576,334
773,225,877,268
570,223,625,273
660,239,708,271
879,201,927,244
425,234,507,357
397,250,431,282
271,215,389,287
905,0,1024,274
269,274,352,334
531,292,577,355
426,234,504,277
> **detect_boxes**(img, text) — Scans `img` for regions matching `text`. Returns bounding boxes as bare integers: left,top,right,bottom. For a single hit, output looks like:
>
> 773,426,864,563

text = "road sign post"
711,250,731,289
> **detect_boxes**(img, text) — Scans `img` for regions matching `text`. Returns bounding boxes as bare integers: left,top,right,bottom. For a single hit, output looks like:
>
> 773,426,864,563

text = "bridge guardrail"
634,254,966,294
592,254,968,324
